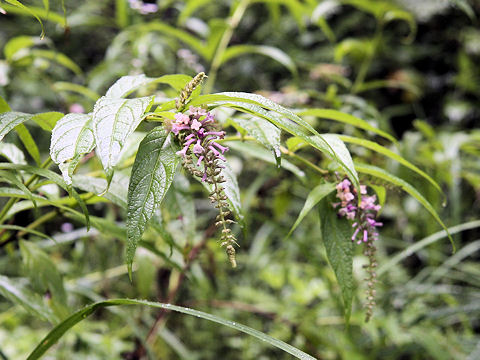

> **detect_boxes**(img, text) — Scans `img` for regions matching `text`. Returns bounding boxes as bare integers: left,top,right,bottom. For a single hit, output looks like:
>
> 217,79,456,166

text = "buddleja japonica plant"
0,71,454,358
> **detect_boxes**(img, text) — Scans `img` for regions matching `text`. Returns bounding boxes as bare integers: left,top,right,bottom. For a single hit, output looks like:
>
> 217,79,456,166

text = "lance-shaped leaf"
319,195,354,323
232,117,282,162
92,96,154,183
288,182,336,236
50,113,95,185
0,111,32,141
126,128,180,278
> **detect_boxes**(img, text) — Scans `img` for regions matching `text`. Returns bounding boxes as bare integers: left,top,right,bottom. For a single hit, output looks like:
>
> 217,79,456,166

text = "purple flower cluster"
334,179,383,244
128,0,158,14
169,107,228,181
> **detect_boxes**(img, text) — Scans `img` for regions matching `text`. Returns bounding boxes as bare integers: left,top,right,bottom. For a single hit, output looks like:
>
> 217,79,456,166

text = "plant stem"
204,0,251,93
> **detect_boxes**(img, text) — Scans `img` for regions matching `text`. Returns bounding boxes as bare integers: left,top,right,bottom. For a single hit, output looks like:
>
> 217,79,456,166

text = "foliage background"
0,0,479,359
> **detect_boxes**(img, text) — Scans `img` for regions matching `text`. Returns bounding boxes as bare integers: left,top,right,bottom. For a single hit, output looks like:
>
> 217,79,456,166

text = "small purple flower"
169,109,229,182
191,119,202,131
334,179,382,245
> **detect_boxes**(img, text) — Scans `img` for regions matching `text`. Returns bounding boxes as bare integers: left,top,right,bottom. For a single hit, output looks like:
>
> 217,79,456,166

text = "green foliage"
0,0,478,358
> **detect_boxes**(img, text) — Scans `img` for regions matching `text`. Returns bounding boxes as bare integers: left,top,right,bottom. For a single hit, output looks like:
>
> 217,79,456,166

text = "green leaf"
0,170,37,209
126,128,180,278
29,49,82,75
0,163,90,228
0,112,32,142
105,74,193,98
0,4,66,27
27,298,316,360
0,224,53,241
378,220,480,277
190,93,360,190
0,142,26,164
318,195,354,322
0,275,56,322
53,82,100,101
355,163,454,250
50,113,95,185
4,0,45,38
339,135,442,194
231,116,282,162
19,240,67,312
72,174,128,209
3,36,40,61
221,45,298,76
92,96,154,183
288,182,336,236
134,21,209,60
173,173,196,239
226,141,305,180
31,112,64,132
297,109,396,143
15,124,41,165
0,95,11,112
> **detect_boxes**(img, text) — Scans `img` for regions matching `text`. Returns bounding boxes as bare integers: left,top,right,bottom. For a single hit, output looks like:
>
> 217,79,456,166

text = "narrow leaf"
221,45,298,76
355,163,454,250
340,135,442,194
0,111,32,142
15,124,41,164
288,183,336,236
92,96,154,183
298,109,396,142
0,95,11,112
31,112,64,132
318,195,354,322
0,163,90,228
50,113,95,185
0,275,55,322
126,128,180,278
4,0,45,38
72,174,128,209
27,299,316,360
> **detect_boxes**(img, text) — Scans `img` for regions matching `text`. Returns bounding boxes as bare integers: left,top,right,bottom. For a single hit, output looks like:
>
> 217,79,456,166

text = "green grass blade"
27,299,316,360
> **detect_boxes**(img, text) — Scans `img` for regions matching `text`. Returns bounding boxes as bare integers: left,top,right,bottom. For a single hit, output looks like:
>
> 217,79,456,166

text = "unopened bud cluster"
168,106,238,267
334,179,383,321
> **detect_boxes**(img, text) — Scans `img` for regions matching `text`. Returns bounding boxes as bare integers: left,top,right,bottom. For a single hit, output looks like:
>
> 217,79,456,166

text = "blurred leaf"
0,163,90,228
339,135,442,194
288,182,336,236
319,195,354,322
4,0,45,38
29,49,81,75
19,240,67,309
15,124,41,165
50,113,95,185
0,275,55,322
92,95,154,183
0,224,53,241
355,163,454,250
27,299,316,360
0,112,32,142
298,109,396,142
221,45,298,76
3,35,41,61
0,142,26,164
53,82,100,101
126,128,179,278
0,95,10,113
0,170,37,208
72,174,128,209
105,74,192,98
226,141,305,179
0,3,66,26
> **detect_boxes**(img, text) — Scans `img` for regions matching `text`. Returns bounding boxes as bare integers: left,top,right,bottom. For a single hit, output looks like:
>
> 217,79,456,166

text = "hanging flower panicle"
334,178,383,322
168,106,238,267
